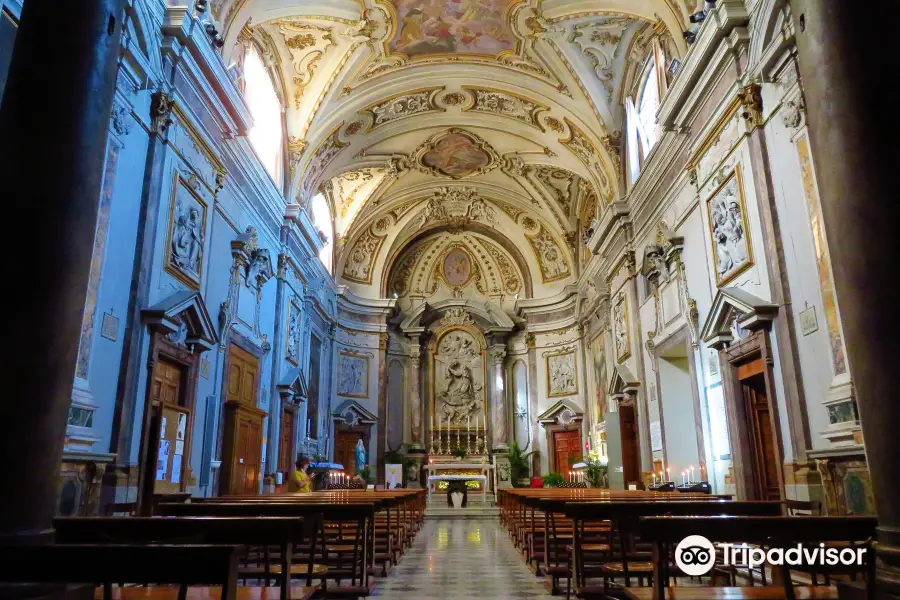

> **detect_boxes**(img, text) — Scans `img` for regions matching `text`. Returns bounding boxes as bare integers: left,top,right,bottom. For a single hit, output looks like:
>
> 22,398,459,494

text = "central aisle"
371,518,555,599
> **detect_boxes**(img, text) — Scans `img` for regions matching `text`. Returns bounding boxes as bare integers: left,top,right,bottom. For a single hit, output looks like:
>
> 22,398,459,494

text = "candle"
666,468,670,483
652,473,656,485
690,466,696,483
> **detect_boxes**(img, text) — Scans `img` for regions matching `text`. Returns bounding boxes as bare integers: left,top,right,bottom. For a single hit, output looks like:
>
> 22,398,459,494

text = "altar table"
427,474,488,505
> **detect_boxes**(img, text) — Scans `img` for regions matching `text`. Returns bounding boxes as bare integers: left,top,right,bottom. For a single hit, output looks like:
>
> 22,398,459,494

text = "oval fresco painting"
421,133,491,178
390,0,515,58
443,249,472,286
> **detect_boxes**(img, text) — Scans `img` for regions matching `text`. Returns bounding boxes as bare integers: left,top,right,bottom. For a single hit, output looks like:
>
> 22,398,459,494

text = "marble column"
0,0,124,541
376,332,389,484
408,345,423,449
488,344,509,451
790,2,900,596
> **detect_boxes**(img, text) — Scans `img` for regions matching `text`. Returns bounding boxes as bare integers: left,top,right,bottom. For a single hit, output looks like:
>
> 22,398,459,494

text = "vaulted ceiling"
210,0,690,301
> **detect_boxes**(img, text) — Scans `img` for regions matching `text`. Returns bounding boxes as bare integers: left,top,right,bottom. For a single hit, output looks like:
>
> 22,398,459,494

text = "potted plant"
384,444,416,486
357,465,372,486
507,441,535,488
581,454,609,488
542,472,565,488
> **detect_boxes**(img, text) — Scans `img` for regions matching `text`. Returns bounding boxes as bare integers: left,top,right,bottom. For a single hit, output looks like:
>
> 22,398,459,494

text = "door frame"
652,325,708,481
719,329,786,501
544,423,583,474
618,399,642,487
137,331,201,514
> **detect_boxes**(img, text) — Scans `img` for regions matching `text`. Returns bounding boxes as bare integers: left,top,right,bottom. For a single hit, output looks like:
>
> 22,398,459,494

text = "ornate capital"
781,99,805,131
488,345,507,363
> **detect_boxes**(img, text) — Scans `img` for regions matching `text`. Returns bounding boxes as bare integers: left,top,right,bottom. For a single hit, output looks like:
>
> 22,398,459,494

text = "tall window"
310,192,333,274
244,45,283,186
625,50,665,184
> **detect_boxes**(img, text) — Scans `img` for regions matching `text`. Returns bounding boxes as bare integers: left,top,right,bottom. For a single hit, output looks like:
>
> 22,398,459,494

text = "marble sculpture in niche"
338,352,369,398
613,293,630,361
547,349,577,397
434,329,484,425
285,300,302,365
707,168,753,286
172,203,203,275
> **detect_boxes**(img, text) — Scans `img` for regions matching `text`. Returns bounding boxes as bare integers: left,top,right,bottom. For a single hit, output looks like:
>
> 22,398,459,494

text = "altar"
425,462,495,505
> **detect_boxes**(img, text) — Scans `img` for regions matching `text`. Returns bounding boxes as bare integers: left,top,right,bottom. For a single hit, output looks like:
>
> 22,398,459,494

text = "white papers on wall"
171,454,182,484
157,440,170,480
650,421,663,452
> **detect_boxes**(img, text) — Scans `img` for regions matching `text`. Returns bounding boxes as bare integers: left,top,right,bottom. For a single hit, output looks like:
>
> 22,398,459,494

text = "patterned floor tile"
370,518,553,599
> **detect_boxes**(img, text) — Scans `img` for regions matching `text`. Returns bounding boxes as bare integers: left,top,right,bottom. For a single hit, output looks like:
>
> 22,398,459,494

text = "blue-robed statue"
355,439,367,473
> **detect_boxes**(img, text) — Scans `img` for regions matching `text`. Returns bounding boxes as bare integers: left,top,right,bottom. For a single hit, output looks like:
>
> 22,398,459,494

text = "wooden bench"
563,501,784,599
159,500,375,599
633,515,877,600
54,516,320,600
0,544,243,600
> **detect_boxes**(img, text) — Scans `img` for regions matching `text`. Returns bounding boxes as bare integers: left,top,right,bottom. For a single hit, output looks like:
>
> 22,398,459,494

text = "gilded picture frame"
545,347,578,398
705,165,755,287
337,350,370,399
164,173,208,290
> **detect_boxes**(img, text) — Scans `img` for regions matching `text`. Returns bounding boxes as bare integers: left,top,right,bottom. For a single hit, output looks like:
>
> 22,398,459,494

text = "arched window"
310,192,333,274
243,45,283,186
625,41,667,184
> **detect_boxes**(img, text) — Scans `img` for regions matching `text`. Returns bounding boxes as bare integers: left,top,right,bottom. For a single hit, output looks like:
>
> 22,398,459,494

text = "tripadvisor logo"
675,535,867,576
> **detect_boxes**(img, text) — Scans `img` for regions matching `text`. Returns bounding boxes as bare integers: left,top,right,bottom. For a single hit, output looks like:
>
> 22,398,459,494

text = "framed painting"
706,166,754,286
338,350,370,399
164,173,208,290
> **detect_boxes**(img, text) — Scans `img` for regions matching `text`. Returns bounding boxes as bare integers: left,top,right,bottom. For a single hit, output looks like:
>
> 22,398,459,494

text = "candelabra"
430,423,436,455
437,424,443,455
466,425,473,455
455,423,461,453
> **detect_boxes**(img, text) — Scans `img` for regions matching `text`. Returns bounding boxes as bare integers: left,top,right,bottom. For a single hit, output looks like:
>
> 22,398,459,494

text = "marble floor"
370,518,554,599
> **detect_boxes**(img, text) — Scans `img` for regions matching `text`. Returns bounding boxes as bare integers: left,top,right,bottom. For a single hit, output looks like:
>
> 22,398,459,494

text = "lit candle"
652,473,656,486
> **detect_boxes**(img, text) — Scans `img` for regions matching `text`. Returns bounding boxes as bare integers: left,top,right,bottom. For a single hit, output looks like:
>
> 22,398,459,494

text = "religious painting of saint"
432,328,485,427
165,174,208,289
390,0,515,58
421,133,492,178
442,248,472,286
706,167,754,286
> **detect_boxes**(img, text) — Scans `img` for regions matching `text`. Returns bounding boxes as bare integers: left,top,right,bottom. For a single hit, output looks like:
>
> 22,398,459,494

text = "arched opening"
310,192,334,274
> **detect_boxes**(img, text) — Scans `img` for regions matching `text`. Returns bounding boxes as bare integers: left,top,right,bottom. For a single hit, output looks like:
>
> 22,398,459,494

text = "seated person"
289,457,311,493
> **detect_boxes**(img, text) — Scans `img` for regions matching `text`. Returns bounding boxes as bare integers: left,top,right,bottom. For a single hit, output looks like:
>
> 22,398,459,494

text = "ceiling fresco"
211,0,691,300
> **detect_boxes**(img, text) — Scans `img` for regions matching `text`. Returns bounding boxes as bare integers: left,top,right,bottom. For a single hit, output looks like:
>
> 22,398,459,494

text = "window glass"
310,193,333,273
244,45,283,185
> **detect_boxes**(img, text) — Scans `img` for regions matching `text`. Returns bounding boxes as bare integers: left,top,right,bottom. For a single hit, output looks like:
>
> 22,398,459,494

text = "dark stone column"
0,0,124,541
790,2,900,596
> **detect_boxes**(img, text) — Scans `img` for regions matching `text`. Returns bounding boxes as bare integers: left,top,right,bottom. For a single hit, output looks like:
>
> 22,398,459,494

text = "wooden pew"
54,516,320,600
159,501,375,599
0,544,241,600
565,501,784,599
635,515,877,600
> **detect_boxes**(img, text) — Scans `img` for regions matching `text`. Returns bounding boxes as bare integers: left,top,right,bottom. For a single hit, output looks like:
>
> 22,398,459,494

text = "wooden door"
278,406,296,473
222,344,264,495
227,344,258,407
619,404,641,486
149,358,187,495
740,367,780,500
552,430,582,473
335,431,363,473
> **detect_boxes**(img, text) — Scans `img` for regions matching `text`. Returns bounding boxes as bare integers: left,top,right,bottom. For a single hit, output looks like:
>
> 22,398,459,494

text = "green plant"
542,472,565,488
385,444,418,484
581,454,608,488
357,465,372,484
507,440,534,487
451,444,468,460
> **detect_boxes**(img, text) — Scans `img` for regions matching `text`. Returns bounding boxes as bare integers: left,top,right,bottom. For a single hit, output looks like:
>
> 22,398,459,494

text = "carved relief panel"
429,318,487,428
